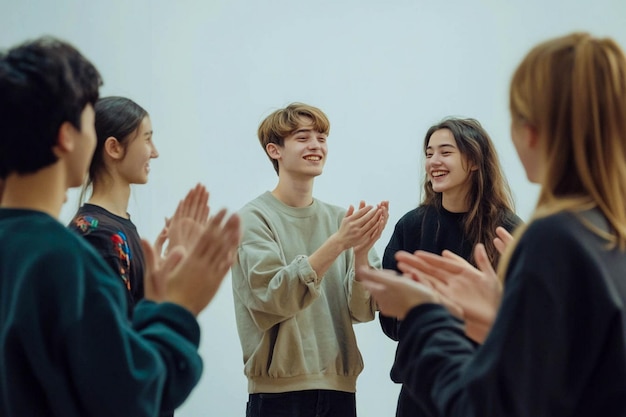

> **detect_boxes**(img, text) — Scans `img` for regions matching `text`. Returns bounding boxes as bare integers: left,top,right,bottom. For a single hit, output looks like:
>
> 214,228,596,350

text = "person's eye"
425,153,433,158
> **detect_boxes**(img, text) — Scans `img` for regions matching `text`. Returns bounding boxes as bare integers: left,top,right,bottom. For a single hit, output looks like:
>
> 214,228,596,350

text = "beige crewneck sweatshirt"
231,192,379,394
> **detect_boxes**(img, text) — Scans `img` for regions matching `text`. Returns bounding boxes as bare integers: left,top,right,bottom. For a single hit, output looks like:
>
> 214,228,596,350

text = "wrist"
165,292,200,317
354,253,370,268
329,232,350,252
354,257,373,282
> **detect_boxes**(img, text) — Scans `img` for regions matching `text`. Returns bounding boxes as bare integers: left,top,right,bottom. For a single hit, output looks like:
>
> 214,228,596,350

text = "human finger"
192,209,228,257
396,250,463,279
359,267,437,318
160,245,186,274
199,189,210,224
141,239,160,301
206,214,242,268
357,267,403,286
153,225,168,259
494,226,514,255
474,244,499,285
192,184,210,223
194,210,241,266
348,204,374,221
360,280,387,294
397,262,449,294
351,205,378,228
360,208,383,234
441,249,472,267
186,184,208,219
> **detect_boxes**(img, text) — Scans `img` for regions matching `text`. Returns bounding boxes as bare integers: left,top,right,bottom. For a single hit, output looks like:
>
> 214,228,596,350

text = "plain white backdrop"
2,1,625,415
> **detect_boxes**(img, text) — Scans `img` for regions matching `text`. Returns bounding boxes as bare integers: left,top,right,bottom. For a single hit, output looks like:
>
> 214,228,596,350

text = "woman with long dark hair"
379,117,521,417
364,32,626,417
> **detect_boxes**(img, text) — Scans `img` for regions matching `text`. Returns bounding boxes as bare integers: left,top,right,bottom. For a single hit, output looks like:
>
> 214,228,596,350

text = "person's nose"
309,139,322,150
150,142,159,159
429,153,442,166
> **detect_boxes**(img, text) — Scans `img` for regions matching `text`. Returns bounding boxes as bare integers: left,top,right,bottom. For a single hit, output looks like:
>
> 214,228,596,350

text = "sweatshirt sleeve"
231,211,322,331
27,248,202,417
130,301,203,412
390,217,611,417
346,247,379,323
379,216,408,340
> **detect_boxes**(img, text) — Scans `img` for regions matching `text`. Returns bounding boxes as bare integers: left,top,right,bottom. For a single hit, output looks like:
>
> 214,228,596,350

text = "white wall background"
2,1,625,415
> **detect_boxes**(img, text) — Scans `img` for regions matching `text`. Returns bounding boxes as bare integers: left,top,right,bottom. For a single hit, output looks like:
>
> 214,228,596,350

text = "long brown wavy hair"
421,118,516,266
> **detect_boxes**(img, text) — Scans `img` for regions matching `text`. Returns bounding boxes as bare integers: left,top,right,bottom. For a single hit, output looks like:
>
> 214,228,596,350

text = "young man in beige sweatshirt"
231,102,388,417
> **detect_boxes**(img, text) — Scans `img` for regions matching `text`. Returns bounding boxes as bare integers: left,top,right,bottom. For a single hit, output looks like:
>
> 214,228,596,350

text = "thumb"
442,249,471,267
153,226,168,258
474,244,497,283
161,245,186,276
141,239,158,301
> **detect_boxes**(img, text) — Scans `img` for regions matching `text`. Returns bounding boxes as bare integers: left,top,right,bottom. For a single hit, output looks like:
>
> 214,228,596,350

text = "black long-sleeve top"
380,204,521,416
392,208,626,416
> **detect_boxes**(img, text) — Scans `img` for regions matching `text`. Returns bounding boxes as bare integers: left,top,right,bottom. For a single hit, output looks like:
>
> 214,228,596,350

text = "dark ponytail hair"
79,96,147,203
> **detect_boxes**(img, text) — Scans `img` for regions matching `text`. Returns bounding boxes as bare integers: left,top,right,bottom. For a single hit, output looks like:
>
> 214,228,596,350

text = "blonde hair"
257,103,330,174
500,32,626,277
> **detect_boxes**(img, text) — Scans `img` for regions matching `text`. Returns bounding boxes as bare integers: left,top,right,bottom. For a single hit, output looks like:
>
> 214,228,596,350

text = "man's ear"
266,143,281,160
54,121,76,156
104,136,124,160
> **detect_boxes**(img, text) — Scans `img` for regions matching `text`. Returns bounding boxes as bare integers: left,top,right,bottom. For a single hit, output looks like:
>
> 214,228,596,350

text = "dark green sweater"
0,209,202,417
